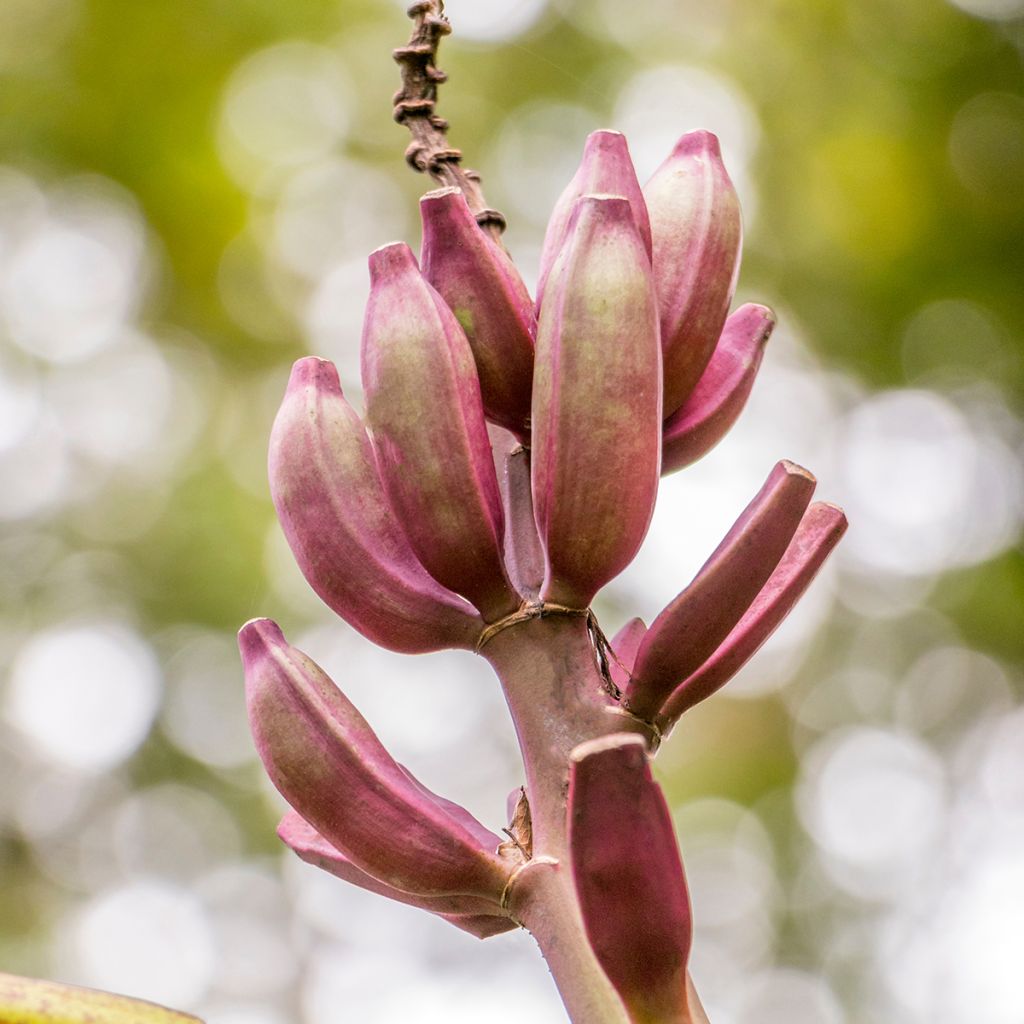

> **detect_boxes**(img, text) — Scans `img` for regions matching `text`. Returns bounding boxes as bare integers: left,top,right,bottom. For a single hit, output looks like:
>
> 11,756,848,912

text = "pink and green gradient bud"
644,130,743,418
420,187,536,438
532,194,662,607
537,129,652,309
269,357,481,654
362,242,519,621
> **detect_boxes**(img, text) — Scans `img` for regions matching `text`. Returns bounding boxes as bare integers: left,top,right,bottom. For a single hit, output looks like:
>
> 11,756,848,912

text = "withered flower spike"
499,445,546,599
608,617,647,693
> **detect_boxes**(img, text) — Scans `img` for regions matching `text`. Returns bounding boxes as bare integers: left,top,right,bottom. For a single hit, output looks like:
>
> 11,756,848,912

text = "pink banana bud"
420,187,536,438
662,303,775,475
569,734,693,1024
608,616,647,693
645,130,742,418
536,130,652,309
532,195,662,608
240,618,513,900
269,357,481,654
278,810,516,939
362,242,519,621
624,461,816,721
657,501,848,732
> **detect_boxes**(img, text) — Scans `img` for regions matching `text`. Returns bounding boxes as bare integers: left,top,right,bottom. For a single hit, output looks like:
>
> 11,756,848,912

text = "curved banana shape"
362,242,519,621
240,618,513,900
624,461,816,721
644,130,742,418
269,357,481,654
657,502,848,732
662,303,775,475
0,973,201,1024
278,810,516,940
420,187,536,438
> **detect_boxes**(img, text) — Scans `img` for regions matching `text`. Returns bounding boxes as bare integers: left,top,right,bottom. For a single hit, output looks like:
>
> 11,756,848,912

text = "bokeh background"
1,0,1022,1021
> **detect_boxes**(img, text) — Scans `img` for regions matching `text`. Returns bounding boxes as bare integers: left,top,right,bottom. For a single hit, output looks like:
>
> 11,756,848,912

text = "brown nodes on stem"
392,0,507,244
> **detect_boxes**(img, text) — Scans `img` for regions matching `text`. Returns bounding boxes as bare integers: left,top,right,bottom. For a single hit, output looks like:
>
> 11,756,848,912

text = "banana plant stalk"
241,7,847,1021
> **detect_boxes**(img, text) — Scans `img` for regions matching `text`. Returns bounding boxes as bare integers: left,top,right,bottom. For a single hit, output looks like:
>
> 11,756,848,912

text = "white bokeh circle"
6,622,162,771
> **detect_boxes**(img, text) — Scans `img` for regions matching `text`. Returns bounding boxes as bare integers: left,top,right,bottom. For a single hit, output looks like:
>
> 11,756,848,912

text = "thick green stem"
483,613,654,1023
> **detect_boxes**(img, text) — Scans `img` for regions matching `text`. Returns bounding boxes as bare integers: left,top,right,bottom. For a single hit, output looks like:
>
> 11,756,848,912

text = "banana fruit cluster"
240,128,847,1004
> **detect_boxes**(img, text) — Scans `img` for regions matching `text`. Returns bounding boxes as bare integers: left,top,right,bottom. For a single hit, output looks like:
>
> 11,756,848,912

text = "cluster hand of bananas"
241,128,846,1023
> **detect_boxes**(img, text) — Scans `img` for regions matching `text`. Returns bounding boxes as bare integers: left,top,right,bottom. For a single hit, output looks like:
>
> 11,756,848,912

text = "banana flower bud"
420,187,536,438
657,502,848,732
536,130,652,309
240,618,513,900
278,810,516,940
624,461,816,721
569,734,693,1024
532,195,662,607
645,130,742,418
270,357,481,654
662,303,775,475
362,242,519,621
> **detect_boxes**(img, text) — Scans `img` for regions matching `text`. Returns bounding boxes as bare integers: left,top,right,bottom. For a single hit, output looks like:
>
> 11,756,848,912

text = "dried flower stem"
392,1,507,245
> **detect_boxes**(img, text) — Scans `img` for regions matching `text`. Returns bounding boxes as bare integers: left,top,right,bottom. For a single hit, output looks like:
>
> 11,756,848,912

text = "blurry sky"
1,1,1023,1022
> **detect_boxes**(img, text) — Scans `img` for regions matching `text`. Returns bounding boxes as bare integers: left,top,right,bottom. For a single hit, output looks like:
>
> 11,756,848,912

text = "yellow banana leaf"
0,972,203,1024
